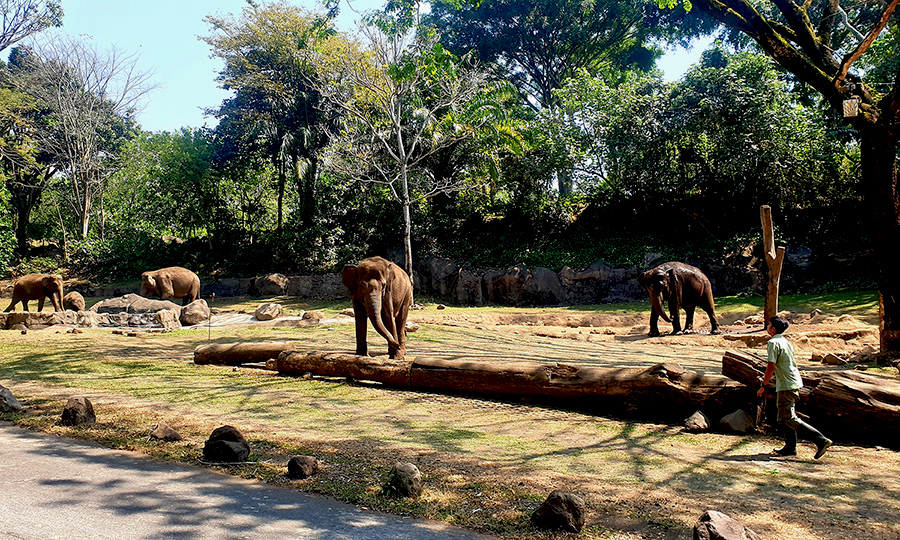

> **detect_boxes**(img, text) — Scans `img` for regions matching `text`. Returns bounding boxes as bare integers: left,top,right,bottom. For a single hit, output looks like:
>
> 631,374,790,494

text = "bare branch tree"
0,0,61,52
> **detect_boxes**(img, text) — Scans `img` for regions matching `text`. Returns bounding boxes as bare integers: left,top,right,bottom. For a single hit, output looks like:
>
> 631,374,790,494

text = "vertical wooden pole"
760,206,786,329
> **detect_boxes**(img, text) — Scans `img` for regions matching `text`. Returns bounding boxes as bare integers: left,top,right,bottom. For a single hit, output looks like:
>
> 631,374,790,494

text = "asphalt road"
0,422,491,540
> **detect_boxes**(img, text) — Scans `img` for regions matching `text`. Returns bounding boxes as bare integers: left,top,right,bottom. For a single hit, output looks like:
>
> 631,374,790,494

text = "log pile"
722,349,900,448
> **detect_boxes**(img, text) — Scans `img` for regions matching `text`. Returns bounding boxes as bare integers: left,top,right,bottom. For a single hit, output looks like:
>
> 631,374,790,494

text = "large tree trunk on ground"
276,351,411,386
722,349,900,448
193,342,295,366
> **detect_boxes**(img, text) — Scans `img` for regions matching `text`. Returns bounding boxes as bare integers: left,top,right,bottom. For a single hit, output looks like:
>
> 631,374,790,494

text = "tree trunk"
193,342,295,366
860,126,900,352
275,158,285,232
760,205,785,329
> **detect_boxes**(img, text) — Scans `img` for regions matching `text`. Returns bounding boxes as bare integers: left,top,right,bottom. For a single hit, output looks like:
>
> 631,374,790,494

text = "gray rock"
530,490,586,533
60,396,96,426
180,299,211,326
685,410,711,432
285,274,345,300
287,456,319,479
149,422,183,442
0,385,23,412
823,353,848,366
203,425,250,463
718,409,755,433
63,291,85,311
254,303,284,321
383,462,423,498
91,294,182,317
693,509,762,540
483,264,562,306
253,274,288,296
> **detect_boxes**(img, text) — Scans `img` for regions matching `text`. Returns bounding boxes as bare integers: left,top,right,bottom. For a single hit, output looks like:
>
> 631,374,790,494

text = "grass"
0,289,896,539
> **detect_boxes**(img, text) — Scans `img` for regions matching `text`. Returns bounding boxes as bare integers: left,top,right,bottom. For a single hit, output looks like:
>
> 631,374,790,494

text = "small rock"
383,462,423,498
693,509,762,540
149,422,183,442
203,425,251,463
822,353,847,366
339,308,354,317
405,321,419,333
436,304,446,310
287,456,319,479
20,329,26,335
718,409,755,433
302,311,325,321
685,410,711,432
254,303,284,321
60,396,96,426
810,353,824,362
0,385,23,412
855,364,869,371
530,490,586,533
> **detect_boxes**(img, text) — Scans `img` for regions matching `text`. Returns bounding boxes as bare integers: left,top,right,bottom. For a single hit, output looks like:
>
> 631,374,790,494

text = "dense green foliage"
0,0,889,290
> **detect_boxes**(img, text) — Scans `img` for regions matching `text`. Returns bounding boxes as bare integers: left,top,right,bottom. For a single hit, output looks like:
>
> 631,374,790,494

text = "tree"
202,1,337,231
316,13,498,276
667,0,900,352
30,33,153,239
0,0,62,52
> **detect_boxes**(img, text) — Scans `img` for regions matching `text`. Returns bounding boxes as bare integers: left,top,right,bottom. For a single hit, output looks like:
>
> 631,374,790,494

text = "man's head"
769,316,789,334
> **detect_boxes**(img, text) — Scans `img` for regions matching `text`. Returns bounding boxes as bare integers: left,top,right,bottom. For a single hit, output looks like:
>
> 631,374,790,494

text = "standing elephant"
341,256,413,359
140,266,200,306
639,261,719,337
4,273,64,312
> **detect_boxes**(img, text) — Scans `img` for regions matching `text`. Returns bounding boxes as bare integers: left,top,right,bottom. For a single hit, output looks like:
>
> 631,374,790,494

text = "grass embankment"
1,290,897,540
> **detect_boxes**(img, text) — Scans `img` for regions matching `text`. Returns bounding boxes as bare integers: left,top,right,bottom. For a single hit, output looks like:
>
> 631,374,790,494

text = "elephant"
341,256,413,359
140,266,200,306
63,291,86,312
639,261,719,337
4,273,64,312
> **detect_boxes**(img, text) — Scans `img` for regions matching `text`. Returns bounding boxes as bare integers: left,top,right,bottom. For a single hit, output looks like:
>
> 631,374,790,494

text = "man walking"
757,316,833,459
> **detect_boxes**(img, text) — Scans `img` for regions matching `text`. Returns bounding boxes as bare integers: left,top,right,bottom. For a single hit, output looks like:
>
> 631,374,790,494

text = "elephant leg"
22,299,29,312
703,305,720,334
683,306,696,332
3,300,14,312
353,302,369,356
670,309,682,334
648,311,661,337
393,310,409,359
38,297,45,312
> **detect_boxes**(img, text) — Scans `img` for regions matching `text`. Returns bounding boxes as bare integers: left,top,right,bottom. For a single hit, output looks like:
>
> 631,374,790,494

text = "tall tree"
0,0,62,52
666,0,900,352
202,0,336,231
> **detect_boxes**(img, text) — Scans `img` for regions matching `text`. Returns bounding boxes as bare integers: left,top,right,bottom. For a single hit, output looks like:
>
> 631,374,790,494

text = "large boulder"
252,274,288,296
530,490,586,533
90,294,182,317
693,510,761,540
285,274,345,300
180,299,211,326
254,303,284,321
60,396,96,426
202,425,251,463
63,291,85,311
483,264,562,306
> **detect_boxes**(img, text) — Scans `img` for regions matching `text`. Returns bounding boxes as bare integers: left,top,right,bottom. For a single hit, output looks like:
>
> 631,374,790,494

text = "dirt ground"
3,301,898,540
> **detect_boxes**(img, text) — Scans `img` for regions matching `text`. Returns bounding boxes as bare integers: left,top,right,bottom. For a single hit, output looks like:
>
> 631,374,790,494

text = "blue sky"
33,0,711,133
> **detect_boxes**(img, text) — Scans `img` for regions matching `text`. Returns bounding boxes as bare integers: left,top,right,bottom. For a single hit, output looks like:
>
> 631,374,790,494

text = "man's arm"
757,362,776,397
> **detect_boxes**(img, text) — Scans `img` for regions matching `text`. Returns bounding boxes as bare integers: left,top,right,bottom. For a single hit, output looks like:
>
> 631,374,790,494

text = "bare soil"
3,302,898,540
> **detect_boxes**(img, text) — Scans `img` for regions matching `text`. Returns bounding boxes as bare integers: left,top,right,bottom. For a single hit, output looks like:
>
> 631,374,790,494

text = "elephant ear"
42,276,52,288
341,265,358,293
667,268,681,306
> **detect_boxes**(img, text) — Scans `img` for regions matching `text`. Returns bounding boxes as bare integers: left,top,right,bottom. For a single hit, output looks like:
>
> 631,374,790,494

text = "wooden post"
760,206,786,329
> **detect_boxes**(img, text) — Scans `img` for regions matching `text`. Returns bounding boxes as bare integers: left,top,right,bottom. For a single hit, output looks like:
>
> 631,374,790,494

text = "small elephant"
4,273,64,312
63,291,86,311
140,266,200,306
639,261,719,336
342,256,413,359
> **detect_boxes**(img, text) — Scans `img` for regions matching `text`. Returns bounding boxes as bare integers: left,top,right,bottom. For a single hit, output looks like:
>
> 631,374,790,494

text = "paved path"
0,422,491,540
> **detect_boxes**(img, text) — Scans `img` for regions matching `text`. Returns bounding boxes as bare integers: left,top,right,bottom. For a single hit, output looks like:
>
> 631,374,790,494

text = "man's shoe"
814,438,833,460
773,447,796,457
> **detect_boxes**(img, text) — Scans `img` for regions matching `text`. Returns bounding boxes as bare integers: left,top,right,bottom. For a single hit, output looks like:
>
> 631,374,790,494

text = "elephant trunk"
54,283,64,311
652,291,672,323
366,295,400,348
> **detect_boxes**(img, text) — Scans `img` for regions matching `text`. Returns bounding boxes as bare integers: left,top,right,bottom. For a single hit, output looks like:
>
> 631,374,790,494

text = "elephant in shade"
4,273,64,312
342,256,413,359
140,266,200,306
639,261,719,337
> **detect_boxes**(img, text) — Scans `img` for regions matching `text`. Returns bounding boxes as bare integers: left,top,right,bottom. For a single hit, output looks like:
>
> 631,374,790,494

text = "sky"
25,0,713,133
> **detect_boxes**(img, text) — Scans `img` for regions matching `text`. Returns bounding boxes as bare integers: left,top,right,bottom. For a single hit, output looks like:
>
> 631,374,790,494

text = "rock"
436,304,446,310
405,321,419,333
693,509,762,540
180,299,211,326
253,273,288,296
382,462,423,498
60,396,96,426
483,264,562,306
76,311,108,328
810,353,825,363
152,309,182,329
149,422,183,442
285,274,345,300
91,294,182,317
301,311,324,321
287,455,319,479
202,425,250,463
63,291,85,311
339,308,354,317
0,385,23,412
254,303,284,321
718,409,755,433
530,490,586,533
685,410,711,432
823,353,848,366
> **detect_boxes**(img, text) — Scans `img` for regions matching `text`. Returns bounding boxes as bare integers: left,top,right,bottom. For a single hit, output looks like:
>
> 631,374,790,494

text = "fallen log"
275,351,411,387
722,349,900,448
194,342,295,365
